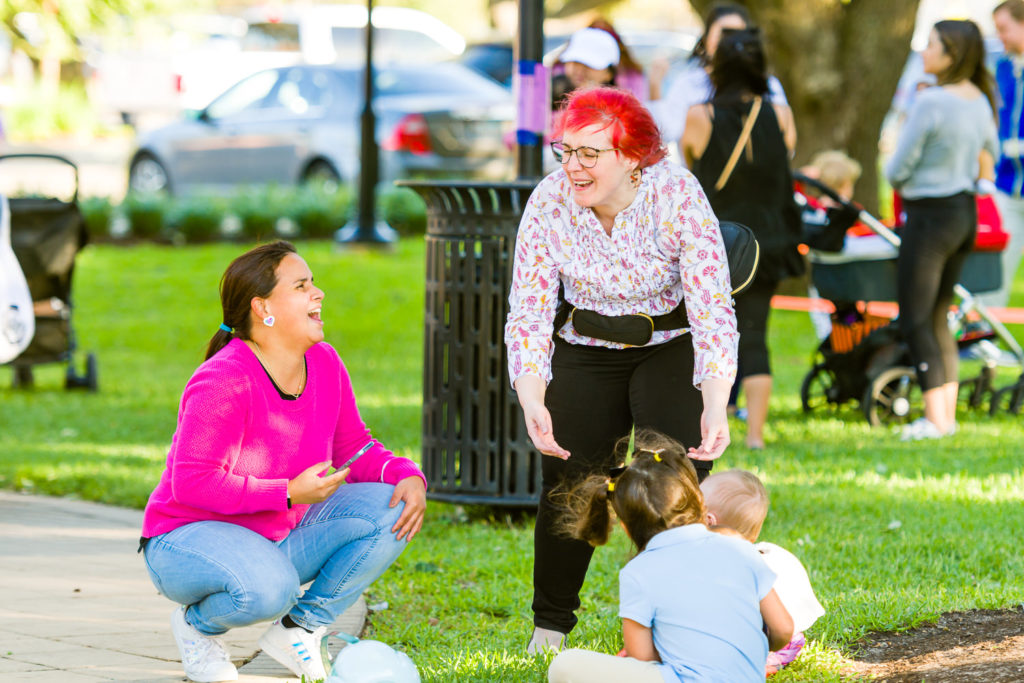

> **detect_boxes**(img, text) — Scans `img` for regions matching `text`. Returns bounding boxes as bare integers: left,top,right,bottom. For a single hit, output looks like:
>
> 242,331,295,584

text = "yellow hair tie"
653,453,662,462
607,481,615,492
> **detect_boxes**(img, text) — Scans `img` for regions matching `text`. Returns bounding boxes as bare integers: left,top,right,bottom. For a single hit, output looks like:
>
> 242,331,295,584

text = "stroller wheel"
800,363,840,413
65,352,99,392
990,382,1024,416
959,366,996,412
84,352,98,392
864,366,921,427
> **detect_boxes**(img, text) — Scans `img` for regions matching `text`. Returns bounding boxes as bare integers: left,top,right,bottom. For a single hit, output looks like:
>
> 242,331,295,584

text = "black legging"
734,268,780,377
533,335,708,634
897,193,976,392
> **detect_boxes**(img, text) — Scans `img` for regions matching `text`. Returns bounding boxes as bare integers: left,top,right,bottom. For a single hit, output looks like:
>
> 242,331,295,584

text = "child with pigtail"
547,430,793,683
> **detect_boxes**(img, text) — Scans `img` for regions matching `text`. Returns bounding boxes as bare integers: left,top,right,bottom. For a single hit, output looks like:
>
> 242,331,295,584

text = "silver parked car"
127,62,515,195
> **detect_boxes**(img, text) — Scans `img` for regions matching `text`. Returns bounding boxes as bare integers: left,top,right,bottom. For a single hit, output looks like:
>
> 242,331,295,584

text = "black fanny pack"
555,304,688,346
551,221,757,346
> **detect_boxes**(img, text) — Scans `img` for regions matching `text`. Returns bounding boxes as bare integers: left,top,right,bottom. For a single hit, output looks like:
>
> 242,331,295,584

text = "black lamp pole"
337,0,396,244
516,0,544,180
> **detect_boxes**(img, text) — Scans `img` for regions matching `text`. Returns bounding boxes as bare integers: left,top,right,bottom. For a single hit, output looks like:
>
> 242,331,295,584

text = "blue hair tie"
219,323,233,334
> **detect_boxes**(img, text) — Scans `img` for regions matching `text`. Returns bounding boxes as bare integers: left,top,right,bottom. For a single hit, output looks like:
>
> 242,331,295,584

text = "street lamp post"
337,0,396,245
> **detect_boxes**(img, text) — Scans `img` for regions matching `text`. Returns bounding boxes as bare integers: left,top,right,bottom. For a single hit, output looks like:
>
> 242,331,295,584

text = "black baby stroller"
2,153,97,390
794,173,1023,425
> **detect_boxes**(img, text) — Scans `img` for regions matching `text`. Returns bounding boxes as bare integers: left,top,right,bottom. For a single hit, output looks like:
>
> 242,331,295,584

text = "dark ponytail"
553,475,616,547
204,241,297,360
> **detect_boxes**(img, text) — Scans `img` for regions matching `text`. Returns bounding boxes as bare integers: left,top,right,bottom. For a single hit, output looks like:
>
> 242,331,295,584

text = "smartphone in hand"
340,441,374,471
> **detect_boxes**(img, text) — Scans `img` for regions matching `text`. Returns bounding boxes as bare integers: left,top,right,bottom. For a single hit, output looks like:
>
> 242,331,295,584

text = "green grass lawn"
2,240,1023,682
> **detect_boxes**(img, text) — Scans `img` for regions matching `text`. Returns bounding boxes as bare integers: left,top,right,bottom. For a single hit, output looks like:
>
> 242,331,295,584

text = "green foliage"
291,184,353,239
230,185,294,241
79,196,114,239
0,0,180,63
121,192,167,240
169,194,228,243
3,83,119,141
379,187,428,236
1,242,1023,682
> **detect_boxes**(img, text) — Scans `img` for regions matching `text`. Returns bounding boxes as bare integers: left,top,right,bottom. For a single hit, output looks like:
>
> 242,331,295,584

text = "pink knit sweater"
142,338,426,541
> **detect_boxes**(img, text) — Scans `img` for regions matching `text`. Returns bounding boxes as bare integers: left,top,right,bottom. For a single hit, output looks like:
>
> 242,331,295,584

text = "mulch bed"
844,608,1024,682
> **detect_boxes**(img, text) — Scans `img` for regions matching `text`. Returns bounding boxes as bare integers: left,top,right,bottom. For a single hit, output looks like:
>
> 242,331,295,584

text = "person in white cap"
552,27,621,109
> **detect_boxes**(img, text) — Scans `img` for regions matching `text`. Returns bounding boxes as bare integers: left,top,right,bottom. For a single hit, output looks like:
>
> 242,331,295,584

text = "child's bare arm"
760,588,795,651
622,618,661,662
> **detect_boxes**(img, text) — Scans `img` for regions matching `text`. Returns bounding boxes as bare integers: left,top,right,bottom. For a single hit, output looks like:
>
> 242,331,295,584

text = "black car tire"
302,160,342,191
128,154,172,195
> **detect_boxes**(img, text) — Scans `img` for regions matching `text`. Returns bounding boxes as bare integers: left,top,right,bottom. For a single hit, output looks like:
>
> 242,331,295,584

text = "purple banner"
515,60,549,145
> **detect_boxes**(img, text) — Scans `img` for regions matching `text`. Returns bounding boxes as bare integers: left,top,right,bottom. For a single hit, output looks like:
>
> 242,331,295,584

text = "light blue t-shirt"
885,86,998,200
619,524,776,683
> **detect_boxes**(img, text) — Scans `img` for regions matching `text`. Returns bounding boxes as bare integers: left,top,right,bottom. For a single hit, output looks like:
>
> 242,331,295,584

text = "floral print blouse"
504,159,738,388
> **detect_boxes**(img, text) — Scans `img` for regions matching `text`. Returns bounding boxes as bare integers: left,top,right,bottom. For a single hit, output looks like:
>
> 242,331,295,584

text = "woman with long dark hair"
648,2,789,158
885,20,998,440
140,241,426,682
681,28,800,450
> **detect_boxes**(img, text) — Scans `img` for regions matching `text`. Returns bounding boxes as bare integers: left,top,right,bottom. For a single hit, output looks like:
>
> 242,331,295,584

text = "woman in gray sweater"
885,19,998,440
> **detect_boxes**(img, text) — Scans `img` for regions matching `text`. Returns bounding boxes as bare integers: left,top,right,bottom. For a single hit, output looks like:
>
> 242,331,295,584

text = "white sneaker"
900,417,945,442
526,626,565,655
258,620,330,682
170,606,238,682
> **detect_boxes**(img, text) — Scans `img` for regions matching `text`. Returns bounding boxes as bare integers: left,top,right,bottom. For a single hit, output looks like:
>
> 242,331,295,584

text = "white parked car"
242,4,466,65
86,6,466,128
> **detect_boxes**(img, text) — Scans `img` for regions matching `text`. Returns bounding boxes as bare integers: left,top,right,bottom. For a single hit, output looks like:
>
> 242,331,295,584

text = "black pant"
734,269,779,377
897,193,976,391
533,335,708,633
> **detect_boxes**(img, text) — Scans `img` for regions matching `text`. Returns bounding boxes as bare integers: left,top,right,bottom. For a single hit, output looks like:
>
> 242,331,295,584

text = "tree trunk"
688,0,920,214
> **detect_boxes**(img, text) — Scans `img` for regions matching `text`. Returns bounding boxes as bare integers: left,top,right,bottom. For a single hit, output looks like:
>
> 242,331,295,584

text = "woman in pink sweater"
140,241,426,683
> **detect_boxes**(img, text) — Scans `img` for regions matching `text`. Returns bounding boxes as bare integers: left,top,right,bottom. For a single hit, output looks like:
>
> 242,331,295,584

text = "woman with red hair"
504,86,738,653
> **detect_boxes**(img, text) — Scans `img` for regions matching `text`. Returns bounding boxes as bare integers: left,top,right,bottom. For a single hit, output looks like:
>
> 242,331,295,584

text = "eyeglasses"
550,142,619,168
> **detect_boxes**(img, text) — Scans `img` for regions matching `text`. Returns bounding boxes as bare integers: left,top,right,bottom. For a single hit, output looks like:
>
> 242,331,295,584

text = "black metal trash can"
399,180,541,506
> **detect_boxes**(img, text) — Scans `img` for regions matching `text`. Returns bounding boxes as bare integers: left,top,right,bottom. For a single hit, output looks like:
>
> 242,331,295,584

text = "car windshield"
331,26,454,64
242,22,300,51
374,65,508,98
205,70,279,118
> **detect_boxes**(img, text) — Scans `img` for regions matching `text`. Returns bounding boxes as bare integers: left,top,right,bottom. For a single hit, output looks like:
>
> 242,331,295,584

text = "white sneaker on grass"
170,606,238,682
526,626,565,655
899,417,945,441
258,620,330,682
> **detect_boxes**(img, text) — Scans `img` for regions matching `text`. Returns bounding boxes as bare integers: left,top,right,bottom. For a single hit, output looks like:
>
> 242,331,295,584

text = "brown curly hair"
553,430,706,551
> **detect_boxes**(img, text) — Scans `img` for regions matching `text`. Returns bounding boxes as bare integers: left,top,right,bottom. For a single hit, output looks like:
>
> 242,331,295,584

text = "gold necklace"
249,340,306,399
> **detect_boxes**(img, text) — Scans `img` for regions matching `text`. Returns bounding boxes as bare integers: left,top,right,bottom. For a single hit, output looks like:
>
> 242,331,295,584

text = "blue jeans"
143,483,406,636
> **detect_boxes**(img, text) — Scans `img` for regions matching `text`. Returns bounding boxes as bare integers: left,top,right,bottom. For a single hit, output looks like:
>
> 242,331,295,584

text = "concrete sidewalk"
0,491,366,682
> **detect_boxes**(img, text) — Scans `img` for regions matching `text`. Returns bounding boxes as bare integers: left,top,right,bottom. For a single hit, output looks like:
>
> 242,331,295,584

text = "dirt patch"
845,608,1024,682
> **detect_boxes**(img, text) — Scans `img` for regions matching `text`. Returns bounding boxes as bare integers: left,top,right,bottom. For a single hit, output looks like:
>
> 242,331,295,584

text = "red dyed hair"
554,86,667,169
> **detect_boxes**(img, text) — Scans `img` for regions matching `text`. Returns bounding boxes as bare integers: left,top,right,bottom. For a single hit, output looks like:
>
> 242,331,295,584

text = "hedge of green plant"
79,184,426,243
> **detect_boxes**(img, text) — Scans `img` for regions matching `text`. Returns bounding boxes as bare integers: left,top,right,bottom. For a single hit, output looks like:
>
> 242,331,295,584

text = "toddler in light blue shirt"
547,431,793,683
702,469,825,676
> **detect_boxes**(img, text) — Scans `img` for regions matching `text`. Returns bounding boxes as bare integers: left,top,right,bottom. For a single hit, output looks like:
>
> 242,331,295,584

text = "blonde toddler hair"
701,470,769,542
808,150,862,195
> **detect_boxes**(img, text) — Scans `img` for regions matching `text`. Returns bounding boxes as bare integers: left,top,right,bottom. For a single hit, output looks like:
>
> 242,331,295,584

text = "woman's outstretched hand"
515,375,570,459
688,378,732,460
522,401,570,459
390,476,427,541
688,404,730,460
287,461,349,505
